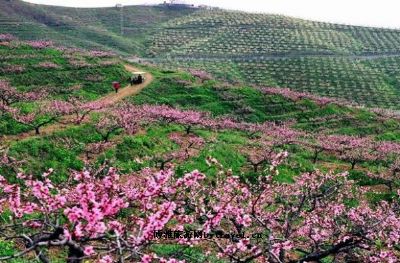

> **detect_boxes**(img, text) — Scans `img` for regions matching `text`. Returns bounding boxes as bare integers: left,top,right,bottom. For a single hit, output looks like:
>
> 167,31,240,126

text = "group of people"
112,74,143,93
130,74,143,85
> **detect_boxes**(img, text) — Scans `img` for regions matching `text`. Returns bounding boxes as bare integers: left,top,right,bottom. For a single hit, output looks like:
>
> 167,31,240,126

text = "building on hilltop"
161,0,196,9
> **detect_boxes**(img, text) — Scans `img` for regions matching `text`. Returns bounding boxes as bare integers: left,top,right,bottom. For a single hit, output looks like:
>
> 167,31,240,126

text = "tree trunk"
67,245,84,263
253,164,259,173
160,161,166,170
312,150,319,164
351,161,356,170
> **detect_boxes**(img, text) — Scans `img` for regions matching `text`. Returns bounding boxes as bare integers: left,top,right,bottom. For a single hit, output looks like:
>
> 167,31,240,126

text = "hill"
146,10,400,110
147,10,400,57
0,0,195,54
2,35,400,262
3,1,400,109
6,1,400,57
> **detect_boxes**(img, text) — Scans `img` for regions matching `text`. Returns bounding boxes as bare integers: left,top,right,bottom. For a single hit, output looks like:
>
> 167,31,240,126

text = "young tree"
147,133,205,170
0,147,24,172
374,141,400,161
300,134,349,164
0,33,16,41
371,157,400,191
304,135,376,170
259,87,342,107
168,132,205,161
188,68,213,82
333,136,375,170
142,105,208,134
94,113,122,142
4,101,65,135
57,98,109,125
25,40,54,49
0,80,47,107
84,141,114,160
0,80,24,106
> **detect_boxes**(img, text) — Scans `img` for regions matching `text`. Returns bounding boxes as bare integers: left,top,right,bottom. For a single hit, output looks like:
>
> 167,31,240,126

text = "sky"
23,0,400,29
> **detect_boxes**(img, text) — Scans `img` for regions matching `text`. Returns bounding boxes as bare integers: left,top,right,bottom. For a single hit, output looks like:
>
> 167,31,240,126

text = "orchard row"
160,56,400,109
148,10,400,57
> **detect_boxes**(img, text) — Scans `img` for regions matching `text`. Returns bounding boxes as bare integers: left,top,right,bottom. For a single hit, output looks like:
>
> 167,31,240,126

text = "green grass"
0,1,195,55
8,137,84,182
4,1,400,108
1,44,131,100
131,66,400,136
0,44,131,135
2,44,400,262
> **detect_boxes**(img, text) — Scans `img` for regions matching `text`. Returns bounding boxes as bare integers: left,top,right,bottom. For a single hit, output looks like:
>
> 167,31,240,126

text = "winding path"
1,64,153,143
96,64,153,105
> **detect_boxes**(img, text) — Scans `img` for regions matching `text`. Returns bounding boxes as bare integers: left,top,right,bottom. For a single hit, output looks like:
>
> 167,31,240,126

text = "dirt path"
97,64,153,105
1,64,153,143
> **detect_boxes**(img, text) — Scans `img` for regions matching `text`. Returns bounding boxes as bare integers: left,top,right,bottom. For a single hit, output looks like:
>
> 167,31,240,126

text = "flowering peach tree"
0,80,47,106
1,152,399,262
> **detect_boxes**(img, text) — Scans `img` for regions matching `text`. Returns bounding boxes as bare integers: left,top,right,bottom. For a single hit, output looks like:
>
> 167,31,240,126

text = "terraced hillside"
146,11,400,110
156,56,400,109
147,10,400,57
0,0,195,54
4,1,400,109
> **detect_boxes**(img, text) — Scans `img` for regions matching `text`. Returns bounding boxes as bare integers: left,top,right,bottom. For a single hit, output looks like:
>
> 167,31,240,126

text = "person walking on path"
112,81,121,93
137,74,143,84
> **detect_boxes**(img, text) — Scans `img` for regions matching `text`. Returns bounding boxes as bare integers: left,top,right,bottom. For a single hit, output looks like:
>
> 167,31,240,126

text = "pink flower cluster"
141,254,185,263
260,87,347,107
1,151,400,262
0,80,48,106
1,64,25,74
25,40,54,49
55,46,84,53
0,33,16,41
99,60,118,66
68,59,92,68
87,50,116,58
37,61,60,69
85,74,105,82
187,68,213,82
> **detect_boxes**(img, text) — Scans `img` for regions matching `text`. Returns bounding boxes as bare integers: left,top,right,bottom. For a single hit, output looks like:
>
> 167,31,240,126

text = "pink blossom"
83,246,95,256
99,255,113,263
26,40,53,49
0,34,16,41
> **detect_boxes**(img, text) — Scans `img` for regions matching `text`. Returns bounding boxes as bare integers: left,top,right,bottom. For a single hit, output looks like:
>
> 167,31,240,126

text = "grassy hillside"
158,56,400,109
0,39,131,135
1,41,399,180
0,0,195,54
4,1,400,56
3,1,400,109
147,10,400,57
2,39,400,262
2,39,400,180
146,10,400,109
